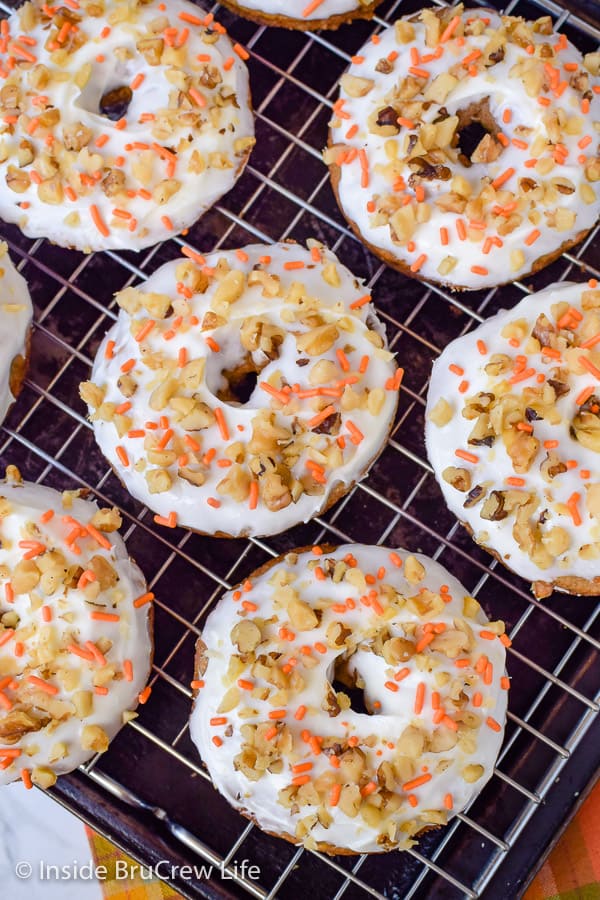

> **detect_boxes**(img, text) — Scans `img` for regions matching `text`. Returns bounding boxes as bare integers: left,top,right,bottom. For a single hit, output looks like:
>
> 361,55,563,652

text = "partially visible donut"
327,5,600,290
0,242,32,424
81,241,400,538
0,0,254,252
0,467,153,788
218,0,380,32
426,279,600,598
189,543,509,854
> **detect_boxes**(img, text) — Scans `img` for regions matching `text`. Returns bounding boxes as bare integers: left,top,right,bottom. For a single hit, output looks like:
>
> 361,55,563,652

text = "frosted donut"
190,543,509,854
0,0,254,252
218,0,380,32
0,242,32,424
81,241,400,538
327,5,600,290
426,280,600,599
0,467,153,789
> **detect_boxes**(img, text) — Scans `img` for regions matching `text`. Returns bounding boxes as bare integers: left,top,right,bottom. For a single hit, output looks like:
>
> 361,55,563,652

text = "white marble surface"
0,783,103,899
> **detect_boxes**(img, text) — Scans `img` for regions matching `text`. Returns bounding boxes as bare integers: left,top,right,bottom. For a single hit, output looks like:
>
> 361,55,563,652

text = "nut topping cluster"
82,242,400,538
0,0,254,251
0,468,152,788
427,280,600,596
328,4,600,289
190,544,508,854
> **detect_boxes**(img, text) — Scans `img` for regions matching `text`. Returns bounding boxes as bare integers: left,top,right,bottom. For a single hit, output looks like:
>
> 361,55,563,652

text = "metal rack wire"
0,0,599,896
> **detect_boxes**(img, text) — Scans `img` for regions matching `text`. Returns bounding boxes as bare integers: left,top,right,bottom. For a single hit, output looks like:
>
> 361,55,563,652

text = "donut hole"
454,98,504,168
75,58,134,120
206,321,286,408
330,676,372,716
74,56,171,128
330,656,378,716
218,361,260,406
456,121,488,160
99,86,133,121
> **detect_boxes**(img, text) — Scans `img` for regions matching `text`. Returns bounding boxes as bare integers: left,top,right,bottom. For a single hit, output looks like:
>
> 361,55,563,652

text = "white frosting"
84,242,399,538
0,0,254,252
190,544,508,854
0,477,152,786
426,280,600,593
227,0,373,25
329,8,600,289
0,243,32,425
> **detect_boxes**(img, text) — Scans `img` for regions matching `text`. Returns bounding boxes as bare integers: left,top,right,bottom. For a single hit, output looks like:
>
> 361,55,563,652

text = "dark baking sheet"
0,0,599,897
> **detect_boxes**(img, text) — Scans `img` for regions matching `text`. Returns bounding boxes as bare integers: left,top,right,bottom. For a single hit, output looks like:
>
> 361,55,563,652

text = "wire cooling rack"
0,0,599,896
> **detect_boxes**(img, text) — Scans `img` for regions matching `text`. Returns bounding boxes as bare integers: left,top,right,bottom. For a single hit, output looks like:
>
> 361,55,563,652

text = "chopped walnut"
442,466,471,492
231,620,261,653
81,724,109,753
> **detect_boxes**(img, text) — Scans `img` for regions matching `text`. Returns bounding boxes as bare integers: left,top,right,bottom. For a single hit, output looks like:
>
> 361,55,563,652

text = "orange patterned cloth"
89,780,600,900
524,778,600,900
87,827,182,899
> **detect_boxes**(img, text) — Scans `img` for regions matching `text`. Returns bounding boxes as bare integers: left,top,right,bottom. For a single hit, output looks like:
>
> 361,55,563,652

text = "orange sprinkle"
567,492,582,526
90,204,109,237
134,319,155,342
350,294,371,309
347,421,364,445
501,676,510,691
115,445,129,467
410,253,427,274
471,265,488,276
291,774,312,786
133,591,154,608
90,611,120,623
27,675,58,695
414,682,425,715
525,229,541,246
509,367,536,385
477,339,487,355
214,407,229,441
576,386,595,406
9,42,36,62
245,479,259,511
360,781,377,797
336,348,350,372
486,716,502,732
579,355,600,380
492,167,515,190
329,784,342,806
403,773,432,792
408,66,430,79
309,736,322,756
21,769,33,790
307,405,336,429
455,449,479,464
